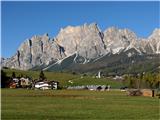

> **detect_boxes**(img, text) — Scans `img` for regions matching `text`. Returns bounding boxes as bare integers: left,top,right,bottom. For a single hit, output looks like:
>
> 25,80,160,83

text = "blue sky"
1,1,160,58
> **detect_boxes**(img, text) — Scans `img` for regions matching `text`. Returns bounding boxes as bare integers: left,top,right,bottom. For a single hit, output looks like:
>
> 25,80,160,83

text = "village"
9,71,112,91
5,70,159,98
9,71,59,90
7,71,124,91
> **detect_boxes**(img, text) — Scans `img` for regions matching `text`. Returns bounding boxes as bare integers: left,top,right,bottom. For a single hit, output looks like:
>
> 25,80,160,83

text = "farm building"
141,89,155,97
67,85,111,91
35,81,59,90
128,89,155,97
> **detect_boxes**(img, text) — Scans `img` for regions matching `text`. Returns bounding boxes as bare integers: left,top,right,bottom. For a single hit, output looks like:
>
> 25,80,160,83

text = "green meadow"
3,69,123,88
1,89,159,120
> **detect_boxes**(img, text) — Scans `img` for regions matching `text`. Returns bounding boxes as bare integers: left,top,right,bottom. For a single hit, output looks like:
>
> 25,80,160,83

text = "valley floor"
1,89,159,120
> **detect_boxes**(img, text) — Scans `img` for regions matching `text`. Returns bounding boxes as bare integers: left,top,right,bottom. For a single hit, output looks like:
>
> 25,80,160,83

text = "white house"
35,81,59,90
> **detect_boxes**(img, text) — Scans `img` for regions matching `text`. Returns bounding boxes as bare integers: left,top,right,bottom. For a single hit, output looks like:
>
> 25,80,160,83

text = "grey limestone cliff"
2,23,160,70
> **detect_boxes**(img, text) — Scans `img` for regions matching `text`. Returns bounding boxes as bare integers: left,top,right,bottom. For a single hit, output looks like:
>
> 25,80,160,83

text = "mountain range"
2,23,160,74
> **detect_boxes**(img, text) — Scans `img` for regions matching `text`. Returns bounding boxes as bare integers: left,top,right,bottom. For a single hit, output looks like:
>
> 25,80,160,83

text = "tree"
123,75,129,87
39,70,46,81
142,72,159,89
1,70,11,88
20,74,24,78
155,73,160,88
12,72,16,78
126,75,137,89
129,77,135,88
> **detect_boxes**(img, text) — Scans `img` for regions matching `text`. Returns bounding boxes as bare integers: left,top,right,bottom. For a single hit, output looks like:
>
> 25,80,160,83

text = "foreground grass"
1,89,159,120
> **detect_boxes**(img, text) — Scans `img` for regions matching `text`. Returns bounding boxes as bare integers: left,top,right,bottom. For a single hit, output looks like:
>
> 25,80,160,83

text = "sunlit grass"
1,89,159,120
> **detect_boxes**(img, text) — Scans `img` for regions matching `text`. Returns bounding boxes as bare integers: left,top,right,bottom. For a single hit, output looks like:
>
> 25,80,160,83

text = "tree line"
123,72,160,89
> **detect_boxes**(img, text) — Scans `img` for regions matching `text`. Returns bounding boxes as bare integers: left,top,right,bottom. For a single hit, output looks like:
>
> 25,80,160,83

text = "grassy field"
3,69,123,88
1,89,159,120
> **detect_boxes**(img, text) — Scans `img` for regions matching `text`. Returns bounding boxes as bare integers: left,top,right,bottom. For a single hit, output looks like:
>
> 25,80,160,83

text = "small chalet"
20,77,30,88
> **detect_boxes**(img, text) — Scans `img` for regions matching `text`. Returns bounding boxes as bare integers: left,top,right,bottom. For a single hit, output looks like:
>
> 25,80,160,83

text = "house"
35,81,50,90
20,77,30,88
35,80,59,90
49,81,59,89
10,78,19,88
13,78,19,83
113,75,123,80
9,82,17,88
67,85,86,90
67,85,109,91
9,77,31,88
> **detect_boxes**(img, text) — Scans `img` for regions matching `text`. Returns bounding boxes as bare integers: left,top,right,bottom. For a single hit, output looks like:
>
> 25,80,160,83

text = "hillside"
36,49,160,75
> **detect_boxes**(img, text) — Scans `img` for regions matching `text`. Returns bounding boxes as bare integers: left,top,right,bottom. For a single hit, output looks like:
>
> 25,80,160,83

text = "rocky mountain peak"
43,33,49,37
55,23,106,58
147,28,160,54
2,23,160,70
149,28,160,39
103,27,138,54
